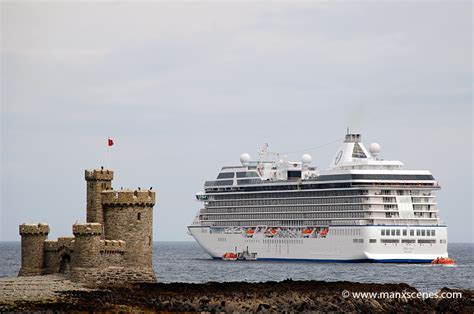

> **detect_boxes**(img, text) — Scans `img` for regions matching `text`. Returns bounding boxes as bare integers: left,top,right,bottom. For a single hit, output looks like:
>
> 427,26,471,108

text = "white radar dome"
369,142,381,157
240,153,251,165
302,154,312,164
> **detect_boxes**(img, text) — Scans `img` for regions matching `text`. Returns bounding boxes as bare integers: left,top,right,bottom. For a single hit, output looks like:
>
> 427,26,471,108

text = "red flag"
108,138,114,147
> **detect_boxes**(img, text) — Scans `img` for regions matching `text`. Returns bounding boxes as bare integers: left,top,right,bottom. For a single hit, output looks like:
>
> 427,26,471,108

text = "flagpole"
107,137,110,170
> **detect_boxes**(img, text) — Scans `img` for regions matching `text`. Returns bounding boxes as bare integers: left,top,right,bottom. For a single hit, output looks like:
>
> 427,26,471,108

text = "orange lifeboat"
245,229,255,237
319,228,329,237
222,252,238,261
301,228,313,236
431,257,455,265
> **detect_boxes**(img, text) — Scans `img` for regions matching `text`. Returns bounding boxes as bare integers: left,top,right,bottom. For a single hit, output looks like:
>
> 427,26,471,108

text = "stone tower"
101,189,156,279
18,223,49,276
71,223,102,267
85,169,113,226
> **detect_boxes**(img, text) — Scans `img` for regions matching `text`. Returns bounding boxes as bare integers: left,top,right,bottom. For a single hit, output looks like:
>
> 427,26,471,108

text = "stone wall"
43,237,75,275
98,240,126,268
69,266,157,288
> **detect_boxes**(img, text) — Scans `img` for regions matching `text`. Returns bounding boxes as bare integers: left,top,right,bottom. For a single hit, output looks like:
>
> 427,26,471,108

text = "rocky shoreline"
0,275,472,312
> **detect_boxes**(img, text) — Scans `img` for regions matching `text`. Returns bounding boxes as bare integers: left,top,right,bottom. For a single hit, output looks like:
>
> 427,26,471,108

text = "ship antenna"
258,143,269,161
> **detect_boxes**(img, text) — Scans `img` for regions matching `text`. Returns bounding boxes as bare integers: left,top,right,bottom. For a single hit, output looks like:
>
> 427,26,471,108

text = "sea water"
1,241,472,293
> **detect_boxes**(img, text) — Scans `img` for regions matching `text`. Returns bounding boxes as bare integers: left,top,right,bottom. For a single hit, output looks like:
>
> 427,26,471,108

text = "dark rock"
256,303,271,311
0,280,472,313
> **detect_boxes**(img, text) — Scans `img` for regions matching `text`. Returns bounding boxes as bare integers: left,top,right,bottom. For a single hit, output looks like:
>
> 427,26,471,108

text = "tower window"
137,213,141,221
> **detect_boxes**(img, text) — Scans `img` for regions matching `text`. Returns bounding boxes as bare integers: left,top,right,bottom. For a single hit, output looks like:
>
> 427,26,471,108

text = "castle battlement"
85,169,114,181
73,223,103,236
101,190,155,206
19,223,50,235
44,237,75,252
44,240,59,252
100,240,126,253
58,236,75,247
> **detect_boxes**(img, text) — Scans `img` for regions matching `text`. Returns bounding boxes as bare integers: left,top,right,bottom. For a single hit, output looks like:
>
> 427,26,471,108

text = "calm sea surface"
1,242,472,293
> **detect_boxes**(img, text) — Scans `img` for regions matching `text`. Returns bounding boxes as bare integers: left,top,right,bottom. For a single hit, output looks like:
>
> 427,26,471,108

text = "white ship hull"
189,225,448,263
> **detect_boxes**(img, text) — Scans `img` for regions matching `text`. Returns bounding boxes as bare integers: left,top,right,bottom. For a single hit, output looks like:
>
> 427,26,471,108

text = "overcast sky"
1,1,472,242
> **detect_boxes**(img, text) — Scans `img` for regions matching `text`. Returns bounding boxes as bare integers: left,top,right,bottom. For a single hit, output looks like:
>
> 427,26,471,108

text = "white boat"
238,247,258,261
188,133,448,263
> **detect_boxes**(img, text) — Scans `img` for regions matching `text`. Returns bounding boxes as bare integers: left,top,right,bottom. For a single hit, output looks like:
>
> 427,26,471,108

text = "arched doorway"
59,254,71,274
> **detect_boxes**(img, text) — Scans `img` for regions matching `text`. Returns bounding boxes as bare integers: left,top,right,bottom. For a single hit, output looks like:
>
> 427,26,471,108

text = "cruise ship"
187,133,448,262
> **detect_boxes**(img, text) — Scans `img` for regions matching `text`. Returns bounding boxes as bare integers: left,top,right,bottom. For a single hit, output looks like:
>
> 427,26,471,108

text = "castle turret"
69,223,102,283
101,189,156,279
85,169,113,226
71,223,103,269
18,223,49,276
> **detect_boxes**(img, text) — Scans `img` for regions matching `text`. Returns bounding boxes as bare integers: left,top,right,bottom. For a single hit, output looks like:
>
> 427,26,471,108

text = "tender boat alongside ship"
188,133,449,263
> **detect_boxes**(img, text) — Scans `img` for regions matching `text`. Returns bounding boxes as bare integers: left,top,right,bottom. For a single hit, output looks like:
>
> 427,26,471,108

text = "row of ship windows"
208,182,435,193
384,206,436,212
201,205,437,218
413,205,433,210
206,178,265,186
203,206,437,216
212,190,368,200
384,212,437,217
207,197,367,207
381,229,436,237
331,229,361,236
263,238,304,244
214,173,435,183
209,190,433,201
218,237,442,245
217,171,260,179
350,183,435,189
378,190,432,196
210,220,333,227
203,212,366,220
382,197,432,203
203,205,366,214
357,238,437,244
206,202,433,211
369,239,446,244
238,239,307,244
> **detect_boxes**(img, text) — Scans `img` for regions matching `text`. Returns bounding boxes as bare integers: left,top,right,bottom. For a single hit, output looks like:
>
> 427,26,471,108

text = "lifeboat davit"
265,228,278,237
431,257,455,265
222,252,238,261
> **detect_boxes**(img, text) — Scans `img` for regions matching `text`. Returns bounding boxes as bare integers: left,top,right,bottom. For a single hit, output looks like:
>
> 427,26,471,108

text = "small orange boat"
301,228,313,237
222,252,238,261
319,228,329,237
431,257,455,265
245,229,255,237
